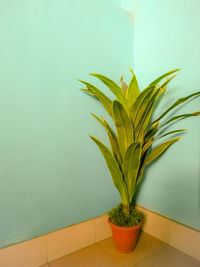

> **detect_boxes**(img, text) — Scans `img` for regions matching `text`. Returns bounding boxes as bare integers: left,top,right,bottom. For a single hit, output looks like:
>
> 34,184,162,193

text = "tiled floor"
41,232,200,267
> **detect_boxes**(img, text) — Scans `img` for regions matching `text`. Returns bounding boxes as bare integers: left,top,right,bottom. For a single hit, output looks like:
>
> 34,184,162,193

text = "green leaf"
136,168,144,186
135,75,177,141
107,133,123,169
123,142,141,202
90,73,127,106
159,129,186,138
112,100,134,158
160,112,200,128
153,91,200,123
137,137,178,186
144,137,180,166
134,87,160,141
101,117,123,167
130,85,156,129
144,121,159,143
149,68,180,86
143,129,186,153
89,136,129,205
81,88,112,117
91,113,122,167
126,68,140,109
80,80,112,117
90,113,115,137
136,150,148,185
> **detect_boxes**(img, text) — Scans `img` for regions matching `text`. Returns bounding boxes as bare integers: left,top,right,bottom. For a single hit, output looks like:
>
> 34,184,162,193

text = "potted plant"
79,68,200,253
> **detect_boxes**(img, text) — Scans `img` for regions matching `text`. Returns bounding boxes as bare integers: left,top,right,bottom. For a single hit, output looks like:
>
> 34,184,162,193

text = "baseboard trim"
135,205,200,261
0,206,199,267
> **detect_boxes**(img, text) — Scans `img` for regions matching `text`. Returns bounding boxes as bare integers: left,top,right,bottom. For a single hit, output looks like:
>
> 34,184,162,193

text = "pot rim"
108,218,143,231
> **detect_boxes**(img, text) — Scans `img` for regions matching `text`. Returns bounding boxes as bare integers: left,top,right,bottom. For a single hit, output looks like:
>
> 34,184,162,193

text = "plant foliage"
80,68,200,215
108,203,144,227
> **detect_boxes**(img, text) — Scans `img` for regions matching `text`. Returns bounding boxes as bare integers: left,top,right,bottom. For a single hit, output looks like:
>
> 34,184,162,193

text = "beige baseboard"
136,206,200,262
0,206,199,267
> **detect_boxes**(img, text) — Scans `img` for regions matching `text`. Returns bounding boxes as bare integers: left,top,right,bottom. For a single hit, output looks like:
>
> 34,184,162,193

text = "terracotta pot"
108,218,143,253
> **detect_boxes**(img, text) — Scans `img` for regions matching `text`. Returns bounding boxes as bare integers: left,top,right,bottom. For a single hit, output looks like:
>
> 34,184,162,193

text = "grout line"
46,235,49,266
95,241,123,265
96,238,120,261
94,218,97,243
47,241,100,265
97,232,168,267
168,219,170,245
131,246,167,267
167,245,200,264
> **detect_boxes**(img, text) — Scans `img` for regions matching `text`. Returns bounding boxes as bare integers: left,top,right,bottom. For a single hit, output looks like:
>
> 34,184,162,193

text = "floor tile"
134,247,200,267
49,243,121,267
98,232,166,267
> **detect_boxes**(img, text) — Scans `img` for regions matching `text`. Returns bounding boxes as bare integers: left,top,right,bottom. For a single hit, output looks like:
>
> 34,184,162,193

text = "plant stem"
124,204,130,215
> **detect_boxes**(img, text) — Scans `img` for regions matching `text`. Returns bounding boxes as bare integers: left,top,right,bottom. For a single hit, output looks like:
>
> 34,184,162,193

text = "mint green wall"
123,0,200,230
0,0,133,248
1,0,199,249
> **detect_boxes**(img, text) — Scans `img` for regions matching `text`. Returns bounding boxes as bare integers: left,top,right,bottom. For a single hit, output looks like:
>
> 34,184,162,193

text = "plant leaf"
107,133,123,170
144,121,159,144
90,73,127,106
144,137,180,166
90,113,115,137
153,91,200,123
134,87,161,141
160,112,200,128
91,113,122,167
89,136,129,205
80,80,112,117
149,68,180,86
158,129,186,138
123,142,141,202
126,68,140,109
136,151,148,185
130,85,156,129
143,129,186,153
135,75,177,141
137,138,179,185
112,100,134,159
